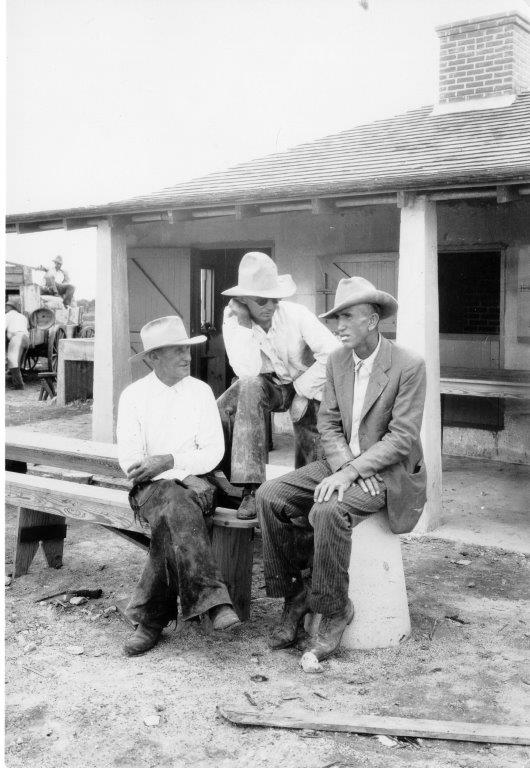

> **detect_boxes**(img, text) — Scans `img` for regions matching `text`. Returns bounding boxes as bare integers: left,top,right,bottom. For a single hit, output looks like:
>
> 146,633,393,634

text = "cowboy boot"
9,368,24,390
123,623,163,656
304,600,354,661
269,587,310,649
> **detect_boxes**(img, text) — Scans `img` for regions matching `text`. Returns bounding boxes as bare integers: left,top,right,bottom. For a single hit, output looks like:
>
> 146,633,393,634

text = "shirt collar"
148,370,190,392
353,334,381,373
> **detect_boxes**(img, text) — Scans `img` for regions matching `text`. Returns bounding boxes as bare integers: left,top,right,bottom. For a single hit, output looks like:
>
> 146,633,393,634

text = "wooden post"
92,219,131,442
397,196,442,532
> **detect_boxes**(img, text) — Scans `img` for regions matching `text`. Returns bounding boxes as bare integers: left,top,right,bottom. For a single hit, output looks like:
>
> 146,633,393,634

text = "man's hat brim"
129,335,206,363
319,291,398,320
222,274,296,299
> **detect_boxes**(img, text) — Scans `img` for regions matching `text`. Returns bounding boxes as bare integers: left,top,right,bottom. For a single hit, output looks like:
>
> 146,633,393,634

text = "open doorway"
190,247,272,397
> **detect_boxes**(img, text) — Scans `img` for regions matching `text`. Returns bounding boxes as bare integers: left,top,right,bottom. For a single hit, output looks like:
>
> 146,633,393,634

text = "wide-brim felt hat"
319,276,398,320
129,315,206,362
222,251,296,299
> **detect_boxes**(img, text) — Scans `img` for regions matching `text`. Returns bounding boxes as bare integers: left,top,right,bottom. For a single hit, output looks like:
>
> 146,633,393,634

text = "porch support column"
92,219,131,443
397,195,442,532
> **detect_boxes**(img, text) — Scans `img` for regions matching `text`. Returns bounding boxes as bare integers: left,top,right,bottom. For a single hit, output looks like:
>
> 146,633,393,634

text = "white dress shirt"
5,309,29,338
349,335,382,458
116,372,224,483
222,300,341,401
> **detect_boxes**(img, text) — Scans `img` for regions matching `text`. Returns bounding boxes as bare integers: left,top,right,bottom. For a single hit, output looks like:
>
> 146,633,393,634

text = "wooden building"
6,10,530,531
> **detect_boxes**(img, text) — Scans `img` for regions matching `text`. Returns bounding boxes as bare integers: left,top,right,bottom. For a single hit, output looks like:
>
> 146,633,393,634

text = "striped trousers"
256,460,386,616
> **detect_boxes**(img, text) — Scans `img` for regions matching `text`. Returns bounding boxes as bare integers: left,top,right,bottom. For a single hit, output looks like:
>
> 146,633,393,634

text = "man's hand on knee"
126,454,173,484
356,473,383,497
314,466,359,503
182,475,215,512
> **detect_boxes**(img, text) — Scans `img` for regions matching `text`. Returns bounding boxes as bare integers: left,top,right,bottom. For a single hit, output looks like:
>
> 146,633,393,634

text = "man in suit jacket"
256,276,427,662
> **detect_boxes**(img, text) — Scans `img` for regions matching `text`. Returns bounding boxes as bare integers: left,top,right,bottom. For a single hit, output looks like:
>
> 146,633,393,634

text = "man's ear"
368,312,380,331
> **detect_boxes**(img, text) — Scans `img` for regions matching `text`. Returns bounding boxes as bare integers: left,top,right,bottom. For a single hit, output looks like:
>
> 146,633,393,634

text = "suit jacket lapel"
337,347,355,441
360,336,392,422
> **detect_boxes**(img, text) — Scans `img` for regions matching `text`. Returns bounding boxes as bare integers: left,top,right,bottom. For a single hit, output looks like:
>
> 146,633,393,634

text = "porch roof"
7,92,530,227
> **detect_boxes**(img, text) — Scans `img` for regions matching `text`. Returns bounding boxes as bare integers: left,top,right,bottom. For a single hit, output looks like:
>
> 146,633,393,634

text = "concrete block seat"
305,509,411,650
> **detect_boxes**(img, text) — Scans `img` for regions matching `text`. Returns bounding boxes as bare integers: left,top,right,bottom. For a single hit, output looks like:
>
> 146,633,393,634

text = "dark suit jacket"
317,335,427,534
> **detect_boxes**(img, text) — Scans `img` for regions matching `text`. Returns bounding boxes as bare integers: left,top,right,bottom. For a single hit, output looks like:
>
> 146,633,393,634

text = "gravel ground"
5,379,530,768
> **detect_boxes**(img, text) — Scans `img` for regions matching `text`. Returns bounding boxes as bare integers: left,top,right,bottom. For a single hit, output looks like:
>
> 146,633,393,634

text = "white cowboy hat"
222,251,296,299
319,276,398,320
129,315,206,362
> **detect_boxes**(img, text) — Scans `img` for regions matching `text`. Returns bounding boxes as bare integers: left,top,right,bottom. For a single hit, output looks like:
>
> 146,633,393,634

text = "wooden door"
190,248,272,397
127,248,191,381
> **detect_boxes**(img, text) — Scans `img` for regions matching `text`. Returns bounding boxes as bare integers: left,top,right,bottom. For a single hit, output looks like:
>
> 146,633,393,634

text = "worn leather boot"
123,623,162,656
269,588,310,649
305,599,354,661
209,604,241,630
237,488,257,520
9,368,24,390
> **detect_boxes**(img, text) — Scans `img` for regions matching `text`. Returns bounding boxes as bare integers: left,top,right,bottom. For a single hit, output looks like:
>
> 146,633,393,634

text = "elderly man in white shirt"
117,315,240,657
217,252,341,519
5,297,29,389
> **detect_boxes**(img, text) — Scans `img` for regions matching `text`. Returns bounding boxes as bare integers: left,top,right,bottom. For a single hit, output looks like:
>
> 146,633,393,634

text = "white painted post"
92,219,131,442
397,196,442,532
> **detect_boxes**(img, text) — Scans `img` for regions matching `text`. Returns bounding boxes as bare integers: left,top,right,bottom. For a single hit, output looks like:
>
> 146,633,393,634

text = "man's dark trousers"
126,478,233,629
217,374,323,485
256,460,386,615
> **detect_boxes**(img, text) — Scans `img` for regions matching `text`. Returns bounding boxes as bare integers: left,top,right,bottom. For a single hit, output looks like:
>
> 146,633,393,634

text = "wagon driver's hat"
53,255,63,266
222,251,296,299
129,316,206,362
319,276,398,320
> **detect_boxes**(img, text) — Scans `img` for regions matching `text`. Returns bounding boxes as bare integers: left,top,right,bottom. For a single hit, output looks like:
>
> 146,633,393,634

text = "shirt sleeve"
222,307,263,378
292,306,341,400
116,388,145,478
162,385,225,481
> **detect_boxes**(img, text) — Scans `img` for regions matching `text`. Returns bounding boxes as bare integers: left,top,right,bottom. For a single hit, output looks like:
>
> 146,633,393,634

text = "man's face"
149,345,191,384
335,303,378,350
240,296,279,324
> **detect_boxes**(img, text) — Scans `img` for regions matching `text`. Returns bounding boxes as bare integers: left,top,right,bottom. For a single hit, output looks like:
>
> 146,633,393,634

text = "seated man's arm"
318,357,355,471
351,359,427,479
291,306,341,401
222,304,262,378
116,389,173,484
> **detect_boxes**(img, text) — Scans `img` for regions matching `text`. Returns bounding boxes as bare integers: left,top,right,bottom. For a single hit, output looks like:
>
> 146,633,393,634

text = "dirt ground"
4,382,530,768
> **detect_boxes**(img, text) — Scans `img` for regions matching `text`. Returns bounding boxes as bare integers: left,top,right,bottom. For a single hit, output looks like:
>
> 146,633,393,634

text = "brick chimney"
435,11,530,112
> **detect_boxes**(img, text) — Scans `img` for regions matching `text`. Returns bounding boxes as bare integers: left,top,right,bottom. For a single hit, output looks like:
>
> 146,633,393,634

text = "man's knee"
238,376,267,399
309,499,350,531
256,479,286,519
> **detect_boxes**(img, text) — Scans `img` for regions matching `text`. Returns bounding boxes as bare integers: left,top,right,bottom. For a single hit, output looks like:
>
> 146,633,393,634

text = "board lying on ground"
218,707,530,746
5,426,263,620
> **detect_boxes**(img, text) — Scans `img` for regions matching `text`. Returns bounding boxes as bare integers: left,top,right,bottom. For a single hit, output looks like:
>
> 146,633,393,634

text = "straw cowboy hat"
222,252,296,299
129,316,206,362
319,276,398,320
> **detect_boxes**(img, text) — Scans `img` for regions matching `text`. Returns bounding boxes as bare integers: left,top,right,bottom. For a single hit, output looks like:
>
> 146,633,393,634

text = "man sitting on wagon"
5,296,29,390
40,255,76,308
117,315,240,657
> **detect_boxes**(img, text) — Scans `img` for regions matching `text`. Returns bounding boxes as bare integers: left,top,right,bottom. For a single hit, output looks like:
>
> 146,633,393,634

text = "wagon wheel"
47,326,66,372
79,325,95,338
22,351,40,371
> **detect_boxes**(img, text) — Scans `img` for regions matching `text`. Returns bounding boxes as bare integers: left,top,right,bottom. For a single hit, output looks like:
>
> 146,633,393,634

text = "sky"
5,0,530,299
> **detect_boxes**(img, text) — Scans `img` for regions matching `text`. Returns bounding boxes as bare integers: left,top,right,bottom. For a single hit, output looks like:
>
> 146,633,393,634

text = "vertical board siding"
127,248,191,382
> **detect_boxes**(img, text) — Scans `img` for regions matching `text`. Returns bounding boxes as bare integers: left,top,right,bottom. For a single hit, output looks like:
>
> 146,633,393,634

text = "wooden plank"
217,707,530,746
440,379,530,399
5,428,121,477
212,526,254,621
5,472,138,530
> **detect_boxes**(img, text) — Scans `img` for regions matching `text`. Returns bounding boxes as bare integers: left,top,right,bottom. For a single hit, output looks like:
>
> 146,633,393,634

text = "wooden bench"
5,427,258,621
440,366,530,400
37,372,57,401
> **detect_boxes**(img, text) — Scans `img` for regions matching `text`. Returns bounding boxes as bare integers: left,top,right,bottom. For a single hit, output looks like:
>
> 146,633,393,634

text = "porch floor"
268,433,530,555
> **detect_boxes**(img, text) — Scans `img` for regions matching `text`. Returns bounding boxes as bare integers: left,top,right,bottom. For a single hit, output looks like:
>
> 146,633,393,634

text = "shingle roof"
7,93,530,224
